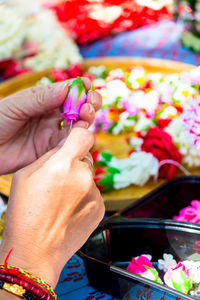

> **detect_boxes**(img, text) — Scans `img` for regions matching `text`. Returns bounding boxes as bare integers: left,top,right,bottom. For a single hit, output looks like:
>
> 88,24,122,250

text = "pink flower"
173,200,200,224
61,77,87,124
164,262,192,294
127,256,163,284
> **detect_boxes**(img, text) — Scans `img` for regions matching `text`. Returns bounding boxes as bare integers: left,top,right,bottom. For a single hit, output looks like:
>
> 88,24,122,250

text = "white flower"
112,112,135,135
129,137,143,151
147,72,162,85
113,151,159,188
165,116,200,167
172,83,195,105
93,79,106,89
89,4,122,24
135,254,152,261
23,10,82,70
0,5,25,60
131,90,159,114
158,254,177,272
88,66,107,78
128,68,146,89
183,261,200,284
100,79,130,106
134,112,154,133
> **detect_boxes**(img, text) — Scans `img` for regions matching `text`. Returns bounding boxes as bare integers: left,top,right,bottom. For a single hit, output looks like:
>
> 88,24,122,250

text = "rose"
141,127,182,179
164,262,192,294
61,77,87,124
173,200,200,224
127,256,163,284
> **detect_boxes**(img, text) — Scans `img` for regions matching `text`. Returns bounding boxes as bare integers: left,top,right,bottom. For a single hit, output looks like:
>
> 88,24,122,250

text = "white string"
154,159,191,183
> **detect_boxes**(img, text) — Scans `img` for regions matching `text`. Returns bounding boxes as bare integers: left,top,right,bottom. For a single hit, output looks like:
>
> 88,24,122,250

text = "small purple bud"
61,77,87,124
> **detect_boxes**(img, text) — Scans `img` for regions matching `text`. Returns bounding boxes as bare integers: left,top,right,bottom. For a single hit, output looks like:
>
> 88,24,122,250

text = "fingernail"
90,92,95,105
88,103,94,114
58,138,67,146
83,121,89,129
53,81,68,98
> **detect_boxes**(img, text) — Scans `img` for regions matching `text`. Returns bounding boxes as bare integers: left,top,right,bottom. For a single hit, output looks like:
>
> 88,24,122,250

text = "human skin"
0,79,104,298
0,128,105,289
0,77,102,175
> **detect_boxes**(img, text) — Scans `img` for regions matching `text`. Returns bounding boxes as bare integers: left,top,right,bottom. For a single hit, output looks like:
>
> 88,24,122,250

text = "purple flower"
92,109,113,132
120,98,138,116
61,77,87,124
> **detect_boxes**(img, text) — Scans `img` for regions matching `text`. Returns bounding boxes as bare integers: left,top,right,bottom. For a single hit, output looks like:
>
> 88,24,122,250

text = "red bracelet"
0,271,53,299
0,248,57,299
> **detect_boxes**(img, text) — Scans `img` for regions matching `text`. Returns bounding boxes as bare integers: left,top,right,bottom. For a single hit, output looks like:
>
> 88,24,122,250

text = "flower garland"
0,1,83,79
37,64,200,192
51,0,172,45
127,254,200,297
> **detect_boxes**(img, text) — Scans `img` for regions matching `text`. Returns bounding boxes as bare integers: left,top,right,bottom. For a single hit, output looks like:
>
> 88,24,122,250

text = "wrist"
0,239,59,289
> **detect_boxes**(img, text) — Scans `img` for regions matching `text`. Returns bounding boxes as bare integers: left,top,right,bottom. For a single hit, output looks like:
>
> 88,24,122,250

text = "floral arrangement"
37,64,200,192
51,0,172,45
127,254,200,297
0,2,82,79
89,65,200,191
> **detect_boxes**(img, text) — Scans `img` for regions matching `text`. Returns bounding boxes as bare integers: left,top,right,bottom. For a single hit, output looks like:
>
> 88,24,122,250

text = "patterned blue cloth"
56,255,118,299
80,20,200,66
56,20,197,299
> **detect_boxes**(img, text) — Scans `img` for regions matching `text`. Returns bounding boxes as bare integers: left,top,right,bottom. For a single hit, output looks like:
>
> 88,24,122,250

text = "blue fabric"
56,254,118,299
80,20,200,66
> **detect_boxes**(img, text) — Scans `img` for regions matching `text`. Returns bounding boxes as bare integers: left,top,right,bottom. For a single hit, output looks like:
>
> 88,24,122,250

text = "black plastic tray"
79,218,200,299
118,176,200,221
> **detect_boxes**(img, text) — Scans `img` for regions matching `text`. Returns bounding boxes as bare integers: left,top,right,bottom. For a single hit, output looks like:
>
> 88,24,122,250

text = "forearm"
0,290,19,299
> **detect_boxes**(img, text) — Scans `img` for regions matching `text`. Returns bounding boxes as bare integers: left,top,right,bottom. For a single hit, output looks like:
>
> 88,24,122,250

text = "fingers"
57,128,95,161
79,91,102,126
87,91,102,112
72,120,89,129
82,153,93,169
79,103,95,126
2,77,92,120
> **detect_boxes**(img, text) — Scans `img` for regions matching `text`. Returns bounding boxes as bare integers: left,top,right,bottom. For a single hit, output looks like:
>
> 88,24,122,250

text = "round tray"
0,57,198,211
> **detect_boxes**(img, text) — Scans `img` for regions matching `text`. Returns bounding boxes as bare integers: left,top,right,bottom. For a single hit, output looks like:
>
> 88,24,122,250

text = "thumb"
2,81,69,119
57,128,95,161
1,77,91,120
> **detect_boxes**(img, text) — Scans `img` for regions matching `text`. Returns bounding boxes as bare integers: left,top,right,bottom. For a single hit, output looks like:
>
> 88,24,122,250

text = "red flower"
0,59,30,79
67,64,83,78
50,68,69,82
156,118,172,129
141,128,182,180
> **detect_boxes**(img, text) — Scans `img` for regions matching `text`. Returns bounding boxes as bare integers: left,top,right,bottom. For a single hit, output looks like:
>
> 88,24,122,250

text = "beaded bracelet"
0,248,57,299
0,280,38,299
0,265,56,299
0,272,53,299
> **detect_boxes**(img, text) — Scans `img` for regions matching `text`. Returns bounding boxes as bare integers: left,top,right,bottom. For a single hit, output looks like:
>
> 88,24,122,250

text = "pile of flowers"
127,254,200,297
37,64,200,192
0,2,82,79
51,0,172,44
89,65,200,192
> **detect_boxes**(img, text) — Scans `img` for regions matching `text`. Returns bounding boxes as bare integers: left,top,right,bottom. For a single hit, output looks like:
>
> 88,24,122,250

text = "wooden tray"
0,57,197,211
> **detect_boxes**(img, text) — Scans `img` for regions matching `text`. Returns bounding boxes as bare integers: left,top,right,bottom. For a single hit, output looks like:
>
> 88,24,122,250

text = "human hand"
0,128,105,288
0,78,102,175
